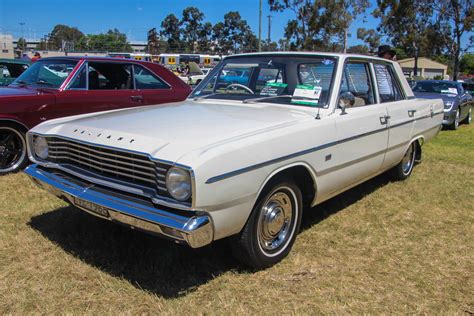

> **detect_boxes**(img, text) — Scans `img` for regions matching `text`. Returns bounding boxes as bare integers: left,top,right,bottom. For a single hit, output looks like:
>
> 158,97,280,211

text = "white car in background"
25,52,443,269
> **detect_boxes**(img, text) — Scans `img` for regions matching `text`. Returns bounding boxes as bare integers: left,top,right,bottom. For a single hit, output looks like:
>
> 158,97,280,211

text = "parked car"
0,56,191,174
25,52,443,268
461,81,474,95
412,80,472,130
0,59,30,86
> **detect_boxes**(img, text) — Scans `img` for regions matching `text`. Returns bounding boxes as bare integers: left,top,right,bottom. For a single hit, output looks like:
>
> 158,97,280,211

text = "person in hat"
31,52,41,63
377,45,396,60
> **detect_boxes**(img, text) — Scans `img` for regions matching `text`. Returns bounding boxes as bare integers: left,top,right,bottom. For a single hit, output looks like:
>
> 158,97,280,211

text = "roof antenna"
315,107,321,120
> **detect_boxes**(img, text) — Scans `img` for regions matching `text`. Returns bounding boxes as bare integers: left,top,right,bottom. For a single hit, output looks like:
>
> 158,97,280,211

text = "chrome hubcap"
258,190,293,252
402,143,415,175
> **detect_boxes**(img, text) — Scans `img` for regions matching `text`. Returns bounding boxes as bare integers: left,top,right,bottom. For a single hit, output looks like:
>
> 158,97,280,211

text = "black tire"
389,141,417,181
461,106,471,125
450,109,460,130
0,123,29,175
231,177,303,269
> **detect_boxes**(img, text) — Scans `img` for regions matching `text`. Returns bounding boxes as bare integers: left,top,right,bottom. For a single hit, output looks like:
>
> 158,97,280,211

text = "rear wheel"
0,125,28,174
231,178,302,269
389,141,417,181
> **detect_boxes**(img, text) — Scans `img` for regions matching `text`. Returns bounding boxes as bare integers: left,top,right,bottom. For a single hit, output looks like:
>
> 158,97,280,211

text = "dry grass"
0,123,473,314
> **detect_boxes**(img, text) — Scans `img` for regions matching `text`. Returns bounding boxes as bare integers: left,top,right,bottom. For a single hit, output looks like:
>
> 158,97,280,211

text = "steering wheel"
225,83,255,94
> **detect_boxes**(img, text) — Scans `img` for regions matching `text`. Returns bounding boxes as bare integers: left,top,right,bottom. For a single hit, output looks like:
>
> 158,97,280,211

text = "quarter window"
374,63,404,103
133,65,168,89
69,65,86,89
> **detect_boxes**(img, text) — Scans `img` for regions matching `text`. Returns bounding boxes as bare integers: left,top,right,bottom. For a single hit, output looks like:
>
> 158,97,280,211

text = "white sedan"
25,52,443,268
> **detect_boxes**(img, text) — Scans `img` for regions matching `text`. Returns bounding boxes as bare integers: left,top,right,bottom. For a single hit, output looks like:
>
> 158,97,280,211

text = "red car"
0,56,191,174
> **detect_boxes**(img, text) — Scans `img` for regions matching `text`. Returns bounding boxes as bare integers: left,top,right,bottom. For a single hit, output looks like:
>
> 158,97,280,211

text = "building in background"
398,57,448,79
0,34,14,59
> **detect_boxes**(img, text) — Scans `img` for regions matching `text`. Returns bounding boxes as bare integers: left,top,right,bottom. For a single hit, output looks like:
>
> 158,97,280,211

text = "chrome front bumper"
24,164,214,248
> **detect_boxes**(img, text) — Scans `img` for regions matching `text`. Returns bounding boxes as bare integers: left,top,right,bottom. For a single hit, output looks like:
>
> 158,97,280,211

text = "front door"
329,60,389,193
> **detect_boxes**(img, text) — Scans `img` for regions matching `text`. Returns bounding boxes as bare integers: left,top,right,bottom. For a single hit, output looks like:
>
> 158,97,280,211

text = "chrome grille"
44,136,171,196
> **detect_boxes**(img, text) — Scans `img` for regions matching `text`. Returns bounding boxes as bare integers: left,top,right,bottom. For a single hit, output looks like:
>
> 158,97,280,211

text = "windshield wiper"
36,79,53,86
242,94,292,104
13,80,29,87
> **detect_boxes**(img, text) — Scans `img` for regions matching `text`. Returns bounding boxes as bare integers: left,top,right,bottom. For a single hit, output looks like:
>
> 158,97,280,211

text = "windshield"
11,60,78,88
412,81,459,95
190,55,337,107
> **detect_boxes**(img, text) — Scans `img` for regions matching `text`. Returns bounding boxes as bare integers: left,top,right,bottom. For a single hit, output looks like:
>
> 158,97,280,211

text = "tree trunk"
343,28,348,53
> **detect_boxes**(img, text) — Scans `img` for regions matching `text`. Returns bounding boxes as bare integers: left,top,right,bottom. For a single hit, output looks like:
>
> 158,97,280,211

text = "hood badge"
72,128,135,144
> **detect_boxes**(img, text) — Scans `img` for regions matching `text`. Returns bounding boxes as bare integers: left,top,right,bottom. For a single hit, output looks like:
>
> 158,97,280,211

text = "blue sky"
0,0,468,49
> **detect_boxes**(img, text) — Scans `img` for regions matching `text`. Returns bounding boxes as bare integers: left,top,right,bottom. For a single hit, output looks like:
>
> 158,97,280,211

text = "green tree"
222,11,256,53
16,37,27,51
160,14,181,52
212,22,229,54
269,0,369,51
433,0,474,80
180,7,205,53
347,44,370,54
86,29,132,52
197,22,213,53
374,0,436,75
49,24,85,51
357,28,381,52
460,53,474,75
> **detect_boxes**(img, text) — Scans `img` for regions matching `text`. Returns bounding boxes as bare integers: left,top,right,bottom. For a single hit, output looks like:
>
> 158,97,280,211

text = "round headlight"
166,167,192,201
33,136,48,160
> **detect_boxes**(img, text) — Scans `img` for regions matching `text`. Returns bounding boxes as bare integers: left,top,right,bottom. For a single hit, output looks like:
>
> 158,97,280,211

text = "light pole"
19,22,26,51
258,0,262,52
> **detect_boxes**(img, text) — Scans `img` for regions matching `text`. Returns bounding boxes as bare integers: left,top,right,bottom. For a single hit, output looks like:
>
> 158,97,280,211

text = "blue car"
412,80,472,130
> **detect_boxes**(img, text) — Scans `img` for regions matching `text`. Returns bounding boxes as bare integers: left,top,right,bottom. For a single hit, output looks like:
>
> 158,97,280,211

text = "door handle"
408,109,417,117
380,115,391,125
130,95,143,102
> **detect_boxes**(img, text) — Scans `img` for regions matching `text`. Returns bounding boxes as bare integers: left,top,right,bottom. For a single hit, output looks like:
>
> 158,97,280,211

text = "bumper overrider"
24,164,214,248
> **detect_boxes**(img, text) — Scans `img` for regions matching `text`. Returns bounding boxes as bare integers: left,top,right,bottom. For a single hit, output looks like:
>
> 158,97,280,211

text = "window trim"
66,61,88,90
132,63,171,90
338,58,377,108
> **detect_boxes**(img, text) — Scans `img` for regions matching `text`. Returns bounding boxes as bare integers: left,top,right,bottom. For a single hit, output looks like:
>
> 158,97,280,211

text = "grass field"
0,124,473,314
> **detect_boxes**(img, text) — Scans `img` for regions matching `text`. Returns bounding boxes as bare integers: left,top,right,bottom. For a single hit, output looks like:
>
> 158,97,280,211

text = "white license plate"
73,197,110,218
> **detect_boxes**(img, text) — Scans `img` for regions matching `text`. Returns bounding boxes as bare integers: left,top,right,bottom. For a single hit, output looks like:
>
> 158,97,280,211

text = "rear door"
373,62,415,169
132,64,174,105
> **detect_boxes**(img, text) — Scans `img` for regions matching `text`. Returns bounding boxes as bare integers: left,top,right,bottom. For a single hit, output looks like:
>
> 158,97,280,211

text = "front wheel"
461,106,471,125
389,141,417,181
231,178,302,269
0,125,28,174
450,109,460,130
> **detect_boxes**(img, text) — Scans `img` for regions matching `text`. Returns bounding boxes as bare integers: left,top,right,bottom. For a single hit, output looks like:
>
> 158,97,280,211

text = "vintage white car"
25,52,444,269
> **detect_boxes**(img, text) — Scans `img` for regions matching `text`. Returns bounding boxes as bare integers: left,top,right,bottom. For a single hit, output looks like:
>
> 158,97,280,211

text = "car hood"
414,91,458,102
33,100,314,163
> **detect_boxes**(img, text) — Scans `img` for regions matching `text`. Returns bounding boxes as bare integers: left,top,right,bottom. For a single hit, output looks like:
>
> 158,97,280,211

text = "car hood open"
33,100,315,163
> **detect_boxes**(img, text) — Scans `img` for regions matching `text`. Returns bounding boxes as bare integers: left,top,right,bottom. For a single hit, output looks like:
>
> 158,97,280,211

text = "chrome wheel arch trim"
254,162,318,210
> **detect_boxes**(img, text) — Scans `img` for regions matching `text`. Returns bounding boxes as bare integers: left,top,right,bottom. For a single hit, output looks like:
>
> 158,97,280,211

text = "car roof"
224,51,392,62
0,58,30,65
38,56,153,64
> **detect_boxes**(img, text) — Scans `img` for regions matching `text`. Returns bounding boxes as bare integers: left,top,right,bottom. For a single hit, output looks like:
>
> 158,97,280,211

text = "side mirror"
338,92,355,115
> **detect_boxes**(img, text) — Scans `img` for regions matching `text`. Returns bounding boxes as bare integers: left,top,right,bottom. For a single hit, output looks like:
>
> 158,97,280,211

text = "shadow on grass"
28,173,391,298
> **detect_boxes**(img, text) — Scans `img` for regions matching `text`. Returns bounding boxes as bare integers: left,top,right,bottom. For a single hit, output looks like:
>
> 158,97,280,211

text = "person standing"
377,45,396,60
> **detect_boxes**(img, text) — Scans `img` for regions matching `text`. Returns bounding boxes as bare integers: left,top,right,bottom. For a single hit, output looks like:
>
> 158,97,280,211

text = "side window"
340,62,375,106
88,63,133,90
69,65,86,89
133,65,169,89
374,63,405,103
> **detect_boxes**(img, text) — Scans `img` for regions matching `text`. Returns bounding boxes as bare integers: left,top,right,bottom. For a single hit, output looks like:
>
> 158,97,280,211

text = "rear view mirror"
338,92,355,115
